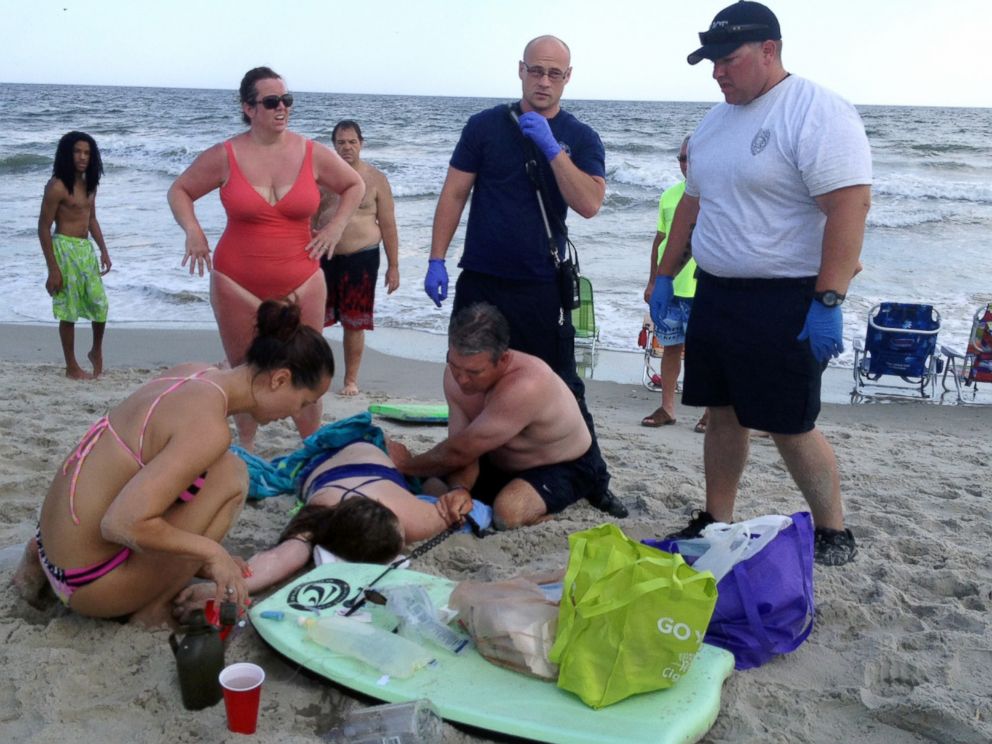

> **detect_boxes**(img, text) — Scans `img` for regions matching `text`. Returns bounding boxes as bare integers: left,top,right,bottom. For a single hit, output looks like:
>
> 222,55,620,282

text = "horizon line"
1,80,989,111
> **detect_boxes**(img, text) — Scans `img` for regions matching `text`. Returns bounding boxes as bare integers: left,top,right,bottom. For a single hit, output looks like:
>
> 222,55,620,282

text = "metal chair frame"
572,276,600,355
852,303,942,398
940,303,992,403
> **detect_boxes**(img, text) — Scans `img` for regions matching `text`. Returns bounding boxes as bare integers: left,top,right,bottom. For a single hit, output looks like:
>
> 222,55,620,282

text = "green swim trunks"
52,233,109,323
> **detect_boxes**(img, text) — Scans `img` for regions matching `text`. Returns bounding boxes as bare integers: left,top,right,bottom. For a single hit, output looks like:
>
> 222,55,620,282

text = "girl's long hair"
280,497,403,564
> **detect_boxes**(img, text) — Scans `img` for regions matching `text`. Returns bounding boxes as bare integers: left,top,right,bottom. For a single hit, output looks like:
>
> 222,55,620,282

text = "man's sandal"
641,407,676,427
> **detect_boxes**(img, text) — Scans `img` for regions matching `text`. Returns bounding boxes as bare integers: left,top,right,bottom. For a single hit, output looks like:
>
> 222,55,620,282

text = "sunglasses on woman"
251,94,294,110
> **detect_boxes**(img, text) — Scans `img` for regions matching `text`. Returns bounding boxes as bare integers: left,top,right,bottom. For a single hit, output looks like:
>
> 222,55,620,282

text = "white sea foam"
872,172,992,204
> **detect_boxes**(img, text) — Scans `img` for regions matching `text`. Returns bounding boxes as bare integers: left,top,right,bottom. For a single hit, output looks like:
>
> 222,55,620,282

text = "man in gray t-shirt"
649,1,871,567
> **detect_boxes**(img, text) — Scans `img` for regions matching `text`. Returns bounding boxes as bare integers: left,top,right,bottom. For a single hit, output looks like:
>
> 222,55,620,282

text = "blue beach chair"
852,302,943,398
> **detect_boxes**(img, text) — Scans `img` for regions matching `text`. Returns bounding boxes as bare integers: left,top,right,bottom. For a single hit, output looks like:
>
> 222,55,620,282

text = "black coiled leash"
343,514,487,617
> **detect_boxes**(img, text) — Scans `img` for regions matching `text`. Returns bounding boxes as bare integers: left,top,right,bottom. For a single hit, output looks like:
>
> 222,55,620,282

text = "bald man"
422,35,626,519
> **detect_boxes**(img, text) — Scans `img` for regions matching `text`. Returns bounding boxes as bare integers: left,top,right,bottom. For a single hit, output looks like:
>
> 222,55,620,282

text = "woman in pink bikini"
14,300,334,626
168,66,364,450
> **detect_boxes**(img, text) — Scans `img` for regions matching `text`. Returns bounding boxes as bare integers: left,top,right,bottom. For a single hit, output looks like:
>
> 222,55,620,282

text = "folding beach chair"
852,302,943,397
637,316,679,392
940,302,992,402
571,275,600,354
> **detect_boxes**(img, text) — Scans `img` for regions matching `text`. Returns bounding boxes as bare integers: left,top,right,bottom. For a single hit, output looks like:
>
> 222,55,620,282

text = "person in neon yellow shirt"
641,137,707,431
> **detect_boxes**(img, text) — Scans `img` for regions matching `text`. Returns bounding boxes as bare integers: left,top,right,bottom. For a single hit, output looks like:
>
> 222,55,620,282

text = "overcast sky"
3,0,989,107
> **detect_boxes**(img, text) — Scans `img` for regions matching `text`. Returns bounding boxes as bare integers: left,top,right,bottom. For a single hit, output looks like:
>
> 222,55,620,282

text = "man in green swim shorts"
39,131,112,379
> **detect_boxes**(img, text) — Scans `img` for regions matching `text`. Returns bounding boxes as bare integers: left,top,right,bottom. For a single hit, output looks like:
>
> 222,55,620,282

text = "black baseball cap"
687,1,781,65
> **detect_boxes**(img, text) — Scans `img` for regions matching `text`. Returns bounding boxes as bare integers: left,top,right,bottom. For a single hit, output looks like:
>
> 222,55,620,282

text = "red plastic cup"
219,662,265,734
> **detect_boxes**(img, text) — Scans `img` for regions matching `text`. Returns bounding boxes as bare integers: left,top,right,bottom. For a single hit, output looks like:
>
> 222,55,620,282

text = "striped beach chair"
941,302,992,402
572,275,600,355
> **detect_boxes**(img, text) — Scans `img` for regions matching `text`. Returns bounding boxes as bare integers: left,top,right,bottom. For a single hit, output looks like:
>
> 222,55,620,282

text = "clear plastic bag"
448,572,562,680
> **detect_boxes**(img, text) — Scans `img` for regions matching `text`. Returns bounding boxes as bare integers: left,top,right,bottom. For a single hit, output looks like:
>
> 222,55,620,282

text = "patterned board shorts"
320,244,380,330
51,234,109,323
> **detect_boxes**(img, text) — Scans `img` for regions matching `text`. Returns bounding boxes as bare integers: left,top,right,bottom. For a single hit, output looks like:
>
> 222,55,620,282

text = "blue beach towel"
233,412,386,499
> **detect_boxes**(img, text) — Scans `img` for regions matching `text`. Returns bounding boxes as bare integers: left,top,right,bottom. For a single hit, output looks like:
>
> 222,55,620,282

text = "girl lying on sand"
173,435,487,615
13,301,334,626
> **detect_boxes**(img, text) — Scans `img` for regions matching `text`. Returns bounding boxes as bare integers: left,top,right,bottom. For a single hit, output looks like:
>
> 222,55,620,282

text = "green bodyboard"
368,403,449,423
251,562,734,744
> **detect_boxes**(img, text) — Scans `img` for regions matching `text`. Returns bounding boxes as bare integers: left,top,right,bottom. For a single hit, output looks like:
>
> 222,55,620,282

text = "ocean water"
1,83,990,369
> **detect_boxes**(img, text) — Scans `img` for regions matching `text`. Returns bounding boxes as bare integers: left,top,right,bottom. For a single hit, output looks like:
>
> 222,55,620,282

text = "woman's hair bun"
255,300,303,343
245,300,334,388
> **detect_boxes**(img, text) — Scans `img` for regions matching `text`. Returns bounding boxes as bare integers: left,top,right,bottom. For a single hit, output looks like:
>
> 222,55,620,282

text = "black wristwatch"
813,290,846,308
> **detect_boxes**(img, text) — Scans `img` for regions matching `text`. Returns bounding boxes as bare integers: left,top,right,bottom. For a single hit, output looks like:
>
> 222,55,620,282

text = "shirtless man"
39,131,112,379
393,302,595,529
314,120,400,395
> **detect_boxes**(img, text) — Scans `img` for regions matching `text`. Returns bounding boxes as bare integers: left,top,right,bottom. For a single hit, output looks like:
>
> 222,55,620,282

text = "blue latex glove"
797,301,844,362
648,276,674,331
424,258,448,308
518,111,561,161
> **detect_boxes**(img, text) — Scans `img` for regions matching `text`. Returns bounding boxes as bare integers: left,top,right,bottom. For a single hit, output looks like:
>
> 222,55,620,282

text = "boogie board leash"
343,514,485,617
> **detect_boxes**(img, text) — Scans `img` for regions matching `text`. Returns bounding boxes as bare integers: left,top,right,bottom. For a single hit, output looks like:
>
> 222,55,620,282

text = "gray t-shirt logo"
751,128,771,155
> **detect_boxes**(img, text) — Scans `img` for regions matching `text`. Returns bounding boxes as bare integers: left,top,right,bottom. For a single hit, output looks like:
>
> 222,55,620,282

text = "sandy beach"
1,324,989,744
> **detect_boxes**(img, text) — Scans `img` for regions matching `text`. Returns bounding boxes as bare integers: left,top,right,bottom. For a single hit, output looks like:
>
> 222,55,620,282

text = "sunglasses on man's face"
252,93,294,110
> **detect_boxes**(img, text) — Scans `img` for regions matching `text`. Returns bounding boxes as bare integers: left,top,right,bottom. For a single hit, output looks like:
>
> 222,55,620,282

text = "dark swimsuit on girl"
299,450,409,505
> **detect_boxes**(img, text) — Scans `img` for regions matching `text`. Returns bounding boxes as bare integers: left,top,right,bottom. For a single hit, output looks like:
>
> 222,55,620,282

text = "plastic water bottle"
381,585,470,655
300,615,434,679
321,699,443,743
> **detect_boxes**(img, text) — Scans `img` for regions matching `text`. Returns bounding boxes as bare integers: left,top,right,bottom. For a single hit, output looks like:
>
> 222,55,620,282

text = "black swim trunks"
683,270,823,434
471,447,597,514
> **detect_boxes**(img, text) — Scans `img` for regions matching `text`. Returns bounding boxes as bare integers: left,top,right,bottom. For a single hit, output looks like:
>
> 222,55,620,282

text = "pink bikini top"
62,370,228,525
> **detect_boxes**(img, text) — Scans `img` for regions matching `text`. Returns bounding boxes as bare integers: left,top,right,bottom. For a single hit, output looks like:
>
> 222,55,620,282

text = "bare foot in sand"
130,601,182,629
338,381,360,396
65,364,92,380
88,350,103,378
172,581,217,621
12,538,56,609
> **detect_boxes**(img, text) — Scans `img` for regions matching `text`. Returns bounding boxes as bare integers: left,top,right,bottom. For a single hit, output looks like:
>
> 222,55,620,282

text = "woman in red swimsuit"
13,301,334,626
168,66,364,450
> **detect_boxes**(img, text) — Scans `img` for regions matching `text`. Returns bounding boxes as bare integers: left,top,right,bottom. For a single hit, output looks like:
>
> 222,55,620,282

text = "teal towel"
233,412,387,500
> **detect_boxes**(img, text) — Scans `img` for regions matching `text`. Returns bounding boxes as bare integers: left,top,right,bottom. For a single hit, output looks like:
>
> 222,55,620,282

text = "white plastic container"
299,615,434,679
322,699,443,744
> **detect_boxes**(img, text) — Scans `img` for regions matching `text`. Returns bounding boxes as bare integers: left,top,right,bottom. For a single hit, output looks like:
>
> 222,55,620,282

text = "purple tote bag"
645,512,815,670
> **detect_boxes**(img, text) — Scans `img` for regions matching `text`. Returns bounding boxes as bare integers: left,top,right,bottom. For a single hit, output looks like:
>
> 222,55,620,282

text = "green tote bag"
550,523,718,708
